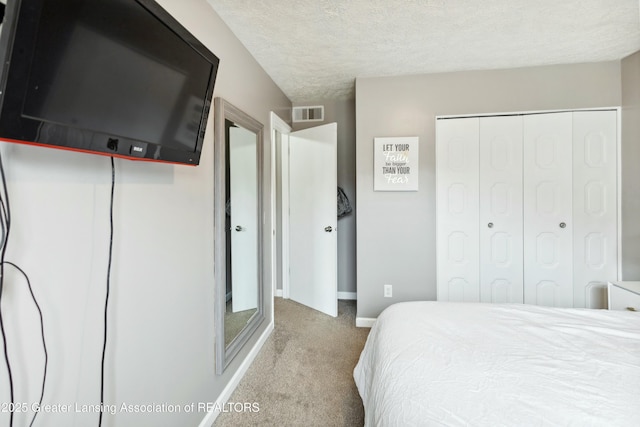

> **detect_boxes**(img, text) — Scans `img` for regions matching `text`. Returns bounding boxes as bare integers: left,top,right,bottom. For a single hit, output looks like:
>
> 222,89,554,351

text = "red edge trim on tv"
0,137,198,166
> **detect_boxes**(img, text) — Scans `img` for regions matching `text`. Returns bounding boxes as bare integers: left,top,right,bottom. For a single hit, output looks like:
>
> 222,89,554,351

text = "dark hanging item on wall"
338,186,352,218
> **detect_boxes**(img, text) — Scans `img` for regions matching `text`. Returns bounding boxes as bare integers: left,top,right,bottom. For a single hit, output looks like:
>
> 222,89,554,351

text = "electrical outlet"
384,284,393,298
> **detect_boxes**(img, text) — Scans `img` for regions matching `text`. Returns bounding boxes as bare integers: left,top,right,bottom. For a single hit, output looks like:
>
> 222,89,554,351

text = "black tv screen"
0,0,219,165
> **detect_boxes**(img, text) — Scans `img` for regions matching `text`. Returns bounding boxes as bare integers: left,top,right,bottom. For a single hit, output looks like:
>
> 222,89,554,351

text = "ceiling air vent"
292,106,324,123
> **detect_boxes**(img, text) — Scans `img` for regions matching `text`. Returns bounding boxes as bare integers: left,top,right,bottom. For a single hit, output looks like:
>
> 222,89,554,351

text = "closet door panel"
436,118,480,302
572,110,617,309
479,116,524,303
523,113,573,307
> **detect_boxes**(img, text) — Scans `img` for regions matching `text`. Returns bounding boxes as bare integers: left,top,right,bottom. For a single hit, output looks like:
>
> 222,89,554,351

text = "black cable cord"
2,262,47,427
0,275,13,427
99,157,115,427
0,149,14,427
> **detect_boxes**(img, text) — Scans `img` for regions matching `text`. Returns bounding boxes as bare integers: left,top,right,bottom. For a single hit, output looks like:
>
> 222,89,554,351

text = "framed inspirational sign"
374,136,419,191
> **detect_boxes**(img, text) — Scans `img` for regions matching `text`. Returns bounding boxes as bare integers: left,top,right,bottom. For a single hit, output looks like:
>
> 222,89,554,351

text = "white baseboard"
198,321,274,427
275,289,283,297
356,317,376,328
337,291,357,300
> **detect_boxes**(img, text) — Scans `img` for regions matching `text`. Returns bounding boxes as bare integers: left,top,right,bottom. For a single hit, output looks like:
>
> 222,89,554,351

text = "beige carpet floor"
214,298,370,426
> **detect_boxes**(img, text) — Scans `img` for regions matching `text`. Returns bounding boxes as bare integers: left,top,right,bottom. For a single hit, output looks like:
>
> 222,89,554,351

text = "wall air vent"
292,105,324,123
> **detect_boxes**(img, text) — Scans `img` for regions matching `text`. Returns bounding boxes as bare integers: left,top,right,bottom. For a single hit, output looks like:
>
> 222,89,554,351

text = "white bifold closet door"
572,110,617,308
436,117,480,302
523,112,574,307
436,110,617,308
479,116,524,304
436,116,525,304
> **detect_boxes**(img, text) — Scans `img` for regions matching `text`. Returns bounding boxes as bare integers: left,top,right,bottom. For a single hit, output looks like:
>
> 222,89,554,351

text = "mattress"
353,302,640,426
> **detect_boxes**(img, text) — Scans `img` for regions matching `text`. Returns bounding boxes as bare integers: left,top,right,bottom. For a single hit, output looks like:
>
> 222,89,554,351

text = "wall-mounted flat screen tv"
0,0,219,166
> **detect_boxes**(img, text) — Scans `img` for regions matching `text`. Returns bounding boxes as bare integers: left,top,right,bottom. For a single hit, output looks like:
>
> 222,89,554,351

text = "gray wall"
0,1,291,426
621,51,640,279
355,61,622,319
292,98,357,295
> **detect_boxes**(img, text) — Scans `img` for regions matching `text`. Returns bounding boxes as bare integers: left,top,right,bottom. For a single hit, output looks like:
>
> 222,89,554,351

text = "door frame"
270,112,292,301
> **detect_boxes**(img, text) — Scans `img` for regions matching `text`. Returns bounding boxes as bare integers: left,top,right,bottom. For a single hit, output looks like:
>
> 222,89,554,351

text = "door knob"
559,222,566,228
235,225,244,231
487,222,494,228
324,226,333,232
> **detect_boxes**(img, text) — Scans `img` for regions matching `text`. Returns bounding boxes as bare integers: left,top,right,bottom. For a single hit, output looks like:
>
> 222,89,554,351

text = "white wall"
621,50,640,280
355,61,622,319
0,1,290,426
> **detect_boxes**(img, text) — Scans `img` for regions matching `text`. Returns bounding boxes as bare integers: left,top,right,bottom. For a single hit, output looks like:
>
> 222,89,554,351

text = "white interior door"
479,116,524,303
436,118,480,302
230,126,258,312
289,123,338,317
523,113,573,307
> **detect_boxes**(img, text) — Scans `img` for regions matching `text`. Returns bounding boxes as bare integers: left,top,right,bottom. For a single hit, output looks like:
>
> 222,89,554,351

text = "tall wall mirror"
214,97,264,375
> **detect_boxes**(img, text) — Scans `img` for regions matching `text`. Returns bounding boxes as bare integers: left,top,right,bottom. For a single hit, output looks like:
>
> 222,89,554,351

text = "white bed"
354,302,640,426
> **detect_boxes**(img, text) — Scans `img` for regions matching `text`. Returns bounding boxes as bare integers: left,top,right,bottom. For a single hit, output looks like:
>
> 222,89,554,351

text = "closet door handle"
487,222,494,228
559,222,566,228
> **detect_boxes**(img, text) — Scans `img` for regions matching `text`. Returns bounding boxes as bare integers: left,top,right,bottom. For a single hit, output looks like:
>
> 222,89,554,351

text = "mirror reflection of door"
224,120,258,346
229,125,258,312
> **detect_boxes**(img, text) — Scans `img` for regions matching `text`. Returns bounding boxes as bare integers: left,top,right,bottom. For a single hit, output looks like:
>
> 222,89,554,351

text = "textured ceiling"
206,0,640,102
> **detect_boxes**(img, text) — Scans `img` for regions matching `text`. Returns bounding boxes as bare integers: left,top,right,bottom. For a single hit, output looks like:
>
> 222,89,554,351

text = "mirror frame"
214,97,265,375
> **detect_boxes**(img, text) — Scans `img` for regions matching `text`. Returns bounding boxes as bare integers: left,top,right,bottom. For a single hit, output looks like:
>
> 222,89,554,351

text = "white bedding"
354,302,640,427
